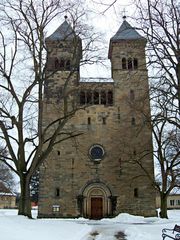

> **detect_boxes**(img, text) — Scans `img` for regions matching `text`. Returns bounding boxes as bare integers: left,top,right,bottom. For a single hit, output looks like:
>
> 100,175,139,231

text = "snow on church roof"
80,77,114,83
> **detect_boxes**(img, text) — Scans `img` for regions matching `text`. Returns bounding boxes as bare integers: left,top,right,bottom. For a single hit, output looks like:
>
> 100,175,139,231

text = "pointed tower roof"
46,18,77,41
108,19,146,59
111,20,145,41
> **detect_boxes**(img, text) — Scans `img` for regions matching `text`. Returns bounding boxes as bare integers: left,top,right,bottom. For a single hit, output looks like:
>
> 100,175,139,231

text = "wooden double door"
91,197,103,219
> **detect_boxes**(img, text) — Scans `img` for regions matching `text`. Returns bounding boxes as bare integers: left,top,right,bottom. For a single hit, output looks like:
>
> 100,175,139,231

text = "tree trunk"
160,194,168,218
18,175,32,218
176,60,180,113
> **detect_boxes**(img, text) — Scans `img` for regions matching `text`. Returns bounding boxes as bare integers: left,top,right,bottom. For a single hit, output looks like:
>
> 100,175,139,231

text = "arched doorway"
80,182,112,219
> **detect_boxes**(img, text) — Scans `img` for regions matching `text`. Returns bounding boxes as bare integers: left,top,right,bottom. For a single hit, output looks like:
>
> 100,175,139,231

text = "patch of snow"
0,209,180,240
0,192,16,196
80,77,114,83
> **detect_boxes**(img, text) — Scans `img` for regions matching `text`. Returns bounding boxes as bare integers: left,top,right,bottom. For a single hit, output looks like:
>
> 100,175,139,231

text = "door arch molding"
80,182,112,219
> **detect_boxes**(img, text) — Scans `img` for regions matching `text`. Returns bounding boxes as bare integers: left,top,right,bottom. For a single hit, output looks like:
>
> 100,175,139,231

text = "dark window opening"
55,188,60,197
60,59,65,69
122,57,138,70
130,90,135,101
134,188,138,198
107,90,113,105
88,117,91,125
118,158,122,168
94,91,99,105
66,60,71,70
57,151,60,156
86,91,92,105
128,58,133,70
79,90,113,106
55,58,59,69
131,117,136,126
101,91,106,105
117,107,120,120
80,91,86,105
134,58,138,69
102,117,106,125
122,58,127,69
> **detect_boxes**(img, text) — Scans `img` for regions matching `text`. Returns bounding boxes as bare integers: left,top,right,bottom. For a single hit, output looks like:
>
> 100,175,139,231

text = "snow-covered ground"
0,209,179,240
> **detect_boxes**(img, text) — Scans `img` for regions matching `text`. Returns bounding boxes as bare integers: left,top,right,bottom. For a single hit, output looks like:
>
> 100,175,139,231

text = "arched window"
55,58,59,69
66,60,71,70
79,91,85,105
128,58,132,70
101,91,106,105
94,91,99,105
122,58,127,69
134,58,138,69
86,91,92,104
107,90,113,105
60,59,65,69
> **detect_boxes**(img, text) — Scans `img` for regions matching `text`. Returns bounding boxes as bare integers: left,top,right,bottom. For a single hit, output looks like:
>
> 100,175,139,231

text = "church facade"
38,18,156,219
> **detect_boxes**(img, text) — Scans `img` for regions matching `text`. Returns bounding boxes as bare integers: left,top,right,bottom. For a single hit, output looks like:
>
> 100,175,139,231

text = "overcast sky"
46,0,137,78
80,0,137,78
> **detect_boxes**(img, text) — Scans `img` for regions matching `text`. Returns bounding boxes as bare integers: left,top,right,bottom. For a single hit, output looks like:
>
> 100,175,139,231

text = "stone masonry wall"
38,35,156,218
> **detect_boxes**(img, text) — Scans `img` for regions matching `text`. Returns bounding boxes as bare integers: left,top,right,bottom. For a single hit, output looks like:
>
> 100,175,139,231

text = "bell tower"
44,17,82,106
108,17,148,106
107,18,156,216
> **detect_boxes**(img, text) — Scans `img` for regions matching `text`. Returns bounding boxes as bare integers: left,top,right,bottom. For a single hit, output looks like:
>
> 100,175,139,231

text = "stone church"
38,17,156,219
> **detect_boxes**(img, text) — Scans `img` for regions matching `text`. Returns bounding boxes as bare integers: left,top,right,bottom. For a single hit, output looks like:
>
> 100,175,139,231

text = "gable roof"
46,20,77,41
0,182,15,196
110,20,145,41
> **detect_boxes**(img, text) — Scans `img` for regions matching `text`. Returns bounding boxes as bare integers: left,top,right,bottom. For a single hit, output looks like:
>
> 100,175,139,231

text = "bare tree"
91,0,119,13
0,0,103,218
153,121,180,218
0,147,16,190
131,0,180,218
135,0,180,117
132,112,180,218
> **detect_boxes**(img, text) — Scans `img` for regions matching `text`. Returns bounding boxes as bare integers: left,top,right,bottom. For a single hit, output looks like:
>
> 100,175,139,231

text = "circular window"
89,145,105,162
